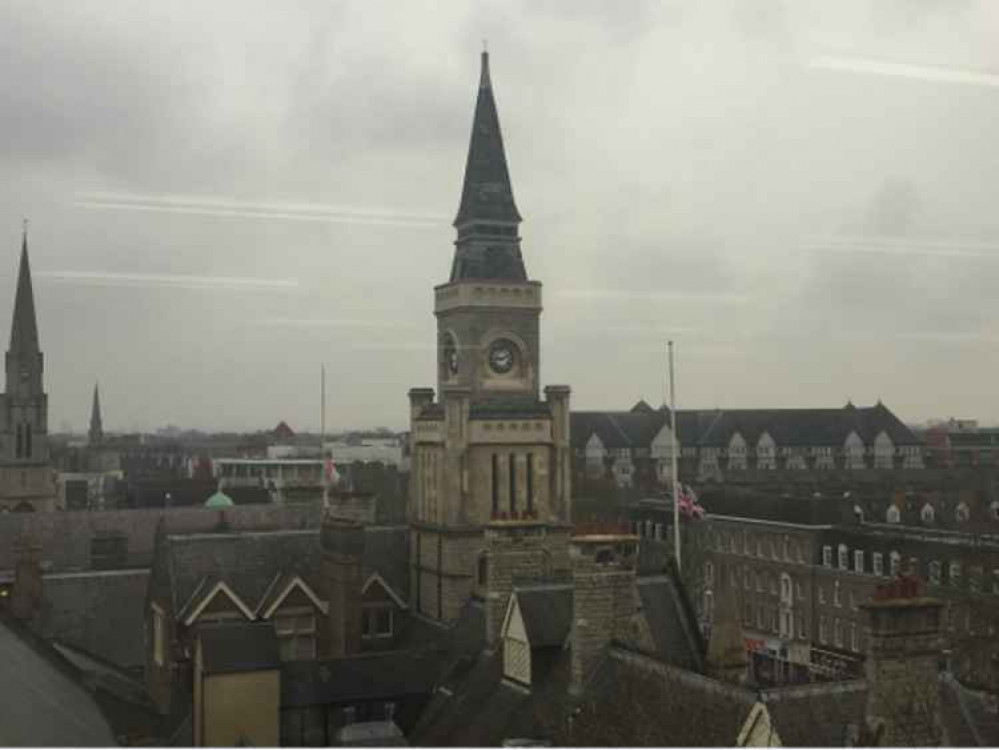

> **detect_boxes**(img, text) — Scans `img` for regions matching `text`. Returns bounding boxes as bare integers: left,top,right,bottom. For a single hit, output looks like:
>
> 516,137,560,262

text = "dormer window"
886,505,900,524
956,502,970,523
920,503,935,524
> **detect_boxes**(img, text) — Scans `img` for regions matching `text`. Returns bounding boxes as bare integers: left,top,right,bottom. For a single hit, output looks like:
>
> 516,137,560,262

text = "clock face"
488,339,516,375
441,334,458,376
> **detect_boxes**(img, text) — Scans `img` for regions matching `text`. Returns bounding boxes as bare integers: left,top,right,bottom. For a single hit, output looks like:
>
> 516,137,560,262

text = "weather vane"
483,39,488,53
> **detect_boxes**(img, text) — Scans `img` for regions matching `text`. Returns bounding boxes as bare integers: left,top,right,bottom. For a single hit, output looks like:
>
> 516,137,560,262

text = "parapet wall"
0,503,323,572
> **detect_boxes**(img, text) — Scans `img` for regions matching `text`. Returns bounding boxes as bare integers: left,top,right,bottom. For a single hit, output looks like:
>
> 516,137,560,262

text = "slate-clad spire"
10,225,39,354
89,382,103,445
453,50,522,230
449,51,528,283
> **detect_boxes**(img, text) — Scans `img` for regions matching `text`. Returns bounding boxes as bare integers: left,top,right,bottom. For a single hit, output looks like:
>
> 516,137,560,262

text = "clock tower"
408,51,573,623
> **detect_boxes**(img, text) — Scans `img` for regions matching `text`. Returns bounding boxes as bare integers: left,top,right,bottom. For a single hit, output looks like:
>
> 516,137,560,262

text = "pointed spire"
89,381,103,445
10,221,39,354
453,50,522,230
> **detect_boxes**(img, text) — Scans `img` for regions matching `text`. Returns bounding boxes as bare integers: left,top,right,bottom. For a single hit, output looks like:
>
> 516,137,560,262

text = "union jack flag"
677,484,704,520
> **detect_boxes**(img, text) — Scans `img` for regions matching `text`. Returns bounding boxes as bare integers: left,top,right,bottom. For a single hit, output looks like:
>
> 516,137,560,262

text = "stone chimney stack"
319,513,365,658
544,385,571,522
11,538,43,621
707,588,747,685
569,526,640,695
483,519,565,647
861,575,945,747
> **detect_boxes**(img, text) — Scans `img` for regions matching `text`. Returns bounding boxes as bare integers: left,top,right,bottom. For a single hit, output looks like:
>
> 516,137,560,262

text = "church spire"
89,382,103,445
9,223,39,354
449,51,527,282
453,50,522,231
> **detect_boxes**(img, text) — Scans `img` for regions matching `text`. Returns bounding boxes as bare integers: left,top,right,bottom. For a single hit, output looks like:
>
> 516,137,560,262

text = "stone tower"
0,227,56,511
861,577,945,746
89,381,103,445
407,52,573,622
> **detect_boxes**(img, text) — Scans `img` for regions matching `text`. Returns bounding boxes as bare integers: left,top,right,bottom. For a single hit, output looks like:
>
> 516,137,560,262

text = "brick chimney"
11,539,43,621
569,527,640,695
319,513,365,658
861,575,945,747
483,519,564,647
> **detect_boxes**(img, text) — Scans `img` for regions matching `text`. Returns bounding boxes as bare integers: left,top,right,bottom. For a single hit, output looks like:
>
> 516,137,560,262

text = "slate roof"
453,51,522,228
9,230,40,354
155,526,408,620
636,569,705,671
282,650,443,707
35,568,150,670
570,402,921,451
198,621,280,675
514,583,572,648
0,617,117,746
760,680,868,746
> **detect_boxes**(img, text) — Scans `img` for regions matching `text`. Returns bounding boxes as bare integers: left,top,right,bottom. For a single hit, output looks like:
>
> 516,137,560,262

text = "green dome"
205,490,234,508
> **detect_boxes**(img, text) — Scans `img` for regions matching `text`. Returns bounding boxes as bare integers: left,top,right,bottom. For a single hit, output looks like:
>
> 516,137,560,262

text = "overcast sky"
2,0,998,433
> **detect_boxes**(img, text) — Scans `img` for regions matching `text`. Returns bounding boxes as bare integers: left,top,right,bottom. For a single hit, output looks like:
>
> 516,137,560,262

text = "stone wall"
0,504,322,572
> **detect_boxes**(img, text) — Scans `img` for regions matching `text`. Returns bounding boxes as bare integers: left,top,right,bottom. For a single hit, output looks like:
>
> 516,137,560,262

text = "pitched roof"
281,650,442,707
0,617,117,746
512,583,572,648
156,525,408,620
760,680,868,746
570,403,921,451
636,569,705,671
198,621,280,675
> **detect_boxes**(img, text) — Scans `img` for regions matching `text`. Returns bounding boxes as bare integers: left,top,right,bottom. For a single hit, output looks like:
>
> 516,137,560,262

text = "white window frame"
854,550,864,574
873,553,884,577
838,544,848,570
822,546,833,567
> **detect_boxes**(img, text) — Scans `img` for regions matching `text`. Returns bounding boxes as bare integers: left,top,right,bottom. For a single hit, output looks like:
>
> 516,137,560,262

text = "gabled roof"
152,526,408,622
508,583,572,648
570,403,921,451
181,578,255,625
257,573,328,619
636,569,704,671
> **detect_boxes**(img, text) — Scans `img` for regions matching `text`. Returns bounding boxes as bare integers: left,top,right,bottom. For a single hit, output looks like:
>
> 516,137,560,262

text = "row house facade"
571,400,924,493
687,494,999,692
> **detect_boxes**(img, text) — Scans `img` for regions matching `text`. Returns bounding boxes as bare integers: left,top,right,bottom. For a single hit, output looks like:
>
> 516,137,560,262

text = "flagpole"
321,364,327,505
669,340,681,573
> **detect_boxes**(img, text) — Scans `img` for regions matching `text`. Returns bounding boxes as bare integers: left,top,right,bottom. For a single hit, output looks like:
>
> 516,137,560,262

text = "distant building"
0,229,58,511
572,400,924,493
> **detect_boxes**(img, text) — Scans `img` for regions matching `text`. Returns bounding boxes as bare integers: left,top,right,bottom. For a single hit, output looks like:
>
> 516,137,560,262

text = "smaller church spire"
9,221,40,354
89,381,103,445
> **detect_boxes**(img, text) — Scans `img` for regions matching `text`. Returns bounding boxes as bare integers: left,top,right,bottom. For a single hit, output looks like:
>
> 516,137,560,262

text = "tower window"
526,453,534,513
25,424,31,459
491,454,499,517
15,425,22,459
509,453,516,513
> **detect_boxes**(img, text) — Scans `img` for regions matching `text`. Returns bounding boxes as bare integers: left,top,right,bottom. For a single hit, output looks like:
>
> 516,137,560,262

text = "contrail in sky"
36,270,299,292
809,56,999,88
72,191,445,229
802,235,999,260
